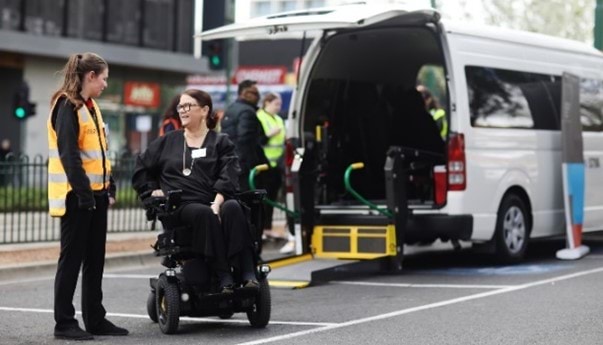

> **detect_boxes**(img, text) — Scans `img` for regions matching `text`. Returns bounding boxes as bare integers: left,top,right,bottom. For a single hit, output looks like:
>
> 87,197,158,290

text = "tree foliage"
438,0,594,44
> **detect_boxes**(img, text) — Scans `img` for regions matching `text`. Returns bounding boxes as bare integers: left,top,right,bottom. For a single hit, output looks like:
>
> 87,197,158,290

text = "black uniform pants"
177,200,254,279
54,191,109,330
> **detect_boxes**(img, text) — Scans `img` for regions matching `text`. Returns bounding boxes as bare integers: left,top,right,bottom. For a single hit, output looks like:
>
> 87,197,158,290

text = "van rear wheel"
494,194,529,264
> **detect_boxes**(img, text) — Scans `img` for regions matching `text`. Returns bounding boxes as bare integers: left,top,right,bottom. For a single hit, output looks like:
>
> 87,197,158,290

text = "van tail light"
284,139,295,193
433,165,447,206
448,133,466,191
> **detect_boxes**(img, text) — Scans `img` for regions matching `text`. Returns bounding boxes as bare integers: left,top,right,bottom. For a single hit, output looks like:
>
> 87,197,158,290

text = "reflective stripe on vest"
256,108,285,168
430,108,448,140
47,96,112,217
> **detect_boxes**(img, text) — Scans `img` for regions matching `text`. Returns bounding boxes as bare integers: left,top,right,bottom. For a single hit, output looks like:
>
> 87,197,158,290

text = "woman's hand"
151,189,164,197
109,197,116,207
210,202,220,216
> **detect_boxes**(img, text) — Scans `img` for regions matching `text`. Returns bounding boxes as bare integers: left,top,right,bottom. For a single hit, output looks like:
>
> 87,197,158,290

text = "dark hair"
262,92,280,108
237,79,257,95
182,89,218,129
417,85,439,110
52,52,108,109
163,95,181,122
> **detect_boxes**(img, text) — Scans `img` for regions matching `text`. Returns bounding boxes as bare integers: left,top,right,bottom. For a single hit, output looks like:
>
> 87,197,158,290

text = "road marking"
0,307,336,327
103,274,154,279
235,266,603,345
332,281,516,289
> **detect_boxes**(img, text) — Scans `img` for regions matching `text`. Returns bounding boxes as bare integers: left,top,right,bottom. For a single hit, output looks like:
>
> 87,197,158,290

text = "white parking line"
0,307,336,327
103,274,154,279
235,266,603,345
332,281,516,289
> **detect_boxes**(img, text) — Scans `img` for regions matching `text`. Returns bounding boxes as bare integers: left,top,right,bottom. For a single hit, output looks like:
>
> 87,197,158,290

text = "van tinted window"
580,78,603,132
466,66,560,130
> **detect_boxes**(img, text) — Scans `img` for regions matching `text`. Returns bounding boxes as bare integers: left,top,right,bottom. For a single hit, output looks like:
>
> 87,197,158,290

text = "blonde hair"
52,52,108,110
262,92,280,109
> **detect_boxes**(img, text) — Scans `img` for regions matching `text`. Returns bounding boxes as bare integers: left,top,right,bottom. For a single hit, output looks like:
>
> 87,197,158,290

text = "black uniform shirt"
132,129,241,204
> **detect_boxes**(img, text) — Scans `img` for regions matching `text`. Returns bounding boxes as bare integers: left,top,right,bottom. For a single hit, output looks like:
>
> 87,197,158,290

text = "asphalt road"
1,235,602,345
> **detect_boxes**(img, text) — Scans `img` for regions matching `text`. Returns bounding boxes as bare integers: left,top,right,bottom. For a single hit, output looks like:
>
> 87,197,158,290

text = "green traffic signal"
15,106,26,119
210,55,221,67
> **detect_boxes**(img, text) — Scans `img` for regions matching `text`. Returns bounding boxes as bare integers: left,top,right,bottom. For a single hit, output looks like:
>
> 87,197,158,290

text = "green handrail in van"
249,164,299,218
344,162,393,218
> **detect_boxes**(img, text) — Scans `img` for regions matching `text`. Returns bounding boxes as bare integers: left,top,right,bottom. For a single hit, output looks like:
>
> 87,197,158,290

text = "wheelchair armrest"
237,189,267,205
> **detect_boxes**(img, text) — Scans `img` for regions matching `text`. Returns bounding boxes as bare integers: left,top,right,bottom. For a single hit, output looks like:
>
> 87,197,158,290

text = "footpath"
0,222,288,282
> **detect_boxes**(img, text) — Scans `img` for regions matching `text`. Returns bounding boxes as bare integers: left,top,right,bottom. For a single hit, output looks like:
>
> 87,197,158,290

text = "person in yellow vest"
48,53,128,340
417,84,448,140
256,92,294,253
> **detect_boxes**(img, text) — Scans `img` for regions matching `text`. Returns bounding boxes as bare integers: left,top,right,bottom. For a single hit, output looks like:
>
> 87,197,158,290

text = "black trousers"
177,200,254,279
54,192,108,330
256,166,283,230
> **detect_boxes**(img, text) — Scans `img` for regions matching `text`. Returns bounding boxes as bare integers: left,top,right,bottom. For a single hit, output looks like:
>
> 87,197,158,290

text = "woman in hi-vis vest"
47,53,128,340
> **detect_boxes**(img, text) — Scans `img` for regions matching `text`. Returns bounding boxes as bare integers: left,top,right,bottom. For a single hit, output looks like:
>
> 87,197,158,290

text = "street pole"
430,0,436,9
596,0,603,50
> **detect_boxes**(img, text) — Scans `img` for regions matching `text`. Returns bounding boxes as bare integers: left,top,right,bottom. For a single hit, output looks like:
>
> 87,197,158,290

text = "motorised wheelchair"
141,189,271,334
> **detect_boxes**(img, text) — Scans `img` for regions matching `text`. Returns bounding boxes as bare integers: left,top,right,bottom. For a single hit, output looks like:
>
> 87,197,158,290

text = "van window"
580,78,603,132
466,66,560,130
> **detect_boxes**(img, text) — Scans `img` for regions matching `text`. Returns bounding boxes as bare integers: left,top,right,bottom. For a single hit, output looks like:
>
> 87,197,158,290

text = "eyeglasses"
176,103,200,113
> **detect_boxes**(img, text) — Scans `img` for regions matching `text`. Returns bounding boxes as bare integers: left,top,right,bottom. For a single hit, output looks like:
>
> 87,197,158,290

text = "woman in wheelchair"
132,89,258,293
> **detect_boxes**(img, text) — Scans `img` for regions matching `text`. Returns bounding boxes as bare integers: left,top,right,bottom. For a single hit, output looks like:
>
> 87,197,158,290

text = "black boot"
54,325,94,341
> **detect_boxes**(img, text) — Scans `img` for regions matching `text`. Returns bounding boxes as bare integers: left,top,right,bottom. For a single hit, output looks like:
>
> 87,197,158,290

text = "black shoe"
243,280,260,289
54,325,94,341
87,319,129,336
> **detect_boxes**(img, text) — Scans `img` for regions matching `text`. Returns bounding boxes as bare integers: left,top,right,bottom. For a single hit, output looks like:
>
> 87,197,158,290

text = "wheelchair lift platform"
266,222,400,289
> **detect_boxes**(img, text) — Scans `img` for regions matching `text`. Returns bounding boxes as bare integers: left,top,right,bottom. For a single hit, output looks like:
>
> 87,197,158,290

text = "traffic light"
208,40,226,70
13,82,36,121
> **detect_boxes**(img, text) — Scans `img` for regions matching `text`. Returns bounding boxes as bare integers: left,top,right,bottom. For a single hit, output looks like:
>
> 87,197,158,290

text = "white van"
199,4,603,263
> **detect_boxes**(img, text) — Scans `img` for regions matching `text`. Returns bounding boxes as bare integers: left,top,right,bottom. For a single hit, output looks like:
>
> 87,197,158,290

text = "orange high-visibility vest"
47,96,111,217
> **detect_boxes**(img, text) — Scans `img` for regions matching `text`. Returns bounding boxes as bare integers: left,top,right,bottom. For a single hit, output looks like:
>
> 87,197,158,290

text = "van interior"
301,26,447,208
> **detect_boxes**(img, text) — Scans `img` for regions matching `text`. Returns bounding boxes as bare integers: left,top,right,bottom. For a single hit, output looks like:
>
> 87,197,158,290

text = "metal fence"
0,153,287,244
0,153,149,244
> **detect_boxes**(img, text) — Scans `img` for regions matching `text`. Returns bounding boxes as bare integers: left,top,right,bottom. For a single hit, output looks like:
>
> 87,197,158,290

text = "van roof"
442,20,602,58
197,3,602,58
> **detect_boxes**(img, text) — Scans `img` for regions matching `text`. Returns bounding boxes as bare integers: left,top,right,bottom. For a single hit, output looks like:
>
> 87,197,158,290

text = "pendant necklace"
182,130,205,176
182,133,195,176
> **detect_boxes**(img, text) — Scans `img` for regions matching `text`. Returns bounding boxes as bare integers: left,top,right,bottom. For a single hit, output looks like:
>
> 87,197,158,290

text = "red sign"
124,82,161,108
233,66,287,85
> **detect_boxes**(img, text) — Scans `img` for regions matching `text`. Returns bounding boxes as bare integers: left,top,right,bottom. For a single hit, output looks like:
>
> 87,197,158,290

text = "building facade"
0,0,211,158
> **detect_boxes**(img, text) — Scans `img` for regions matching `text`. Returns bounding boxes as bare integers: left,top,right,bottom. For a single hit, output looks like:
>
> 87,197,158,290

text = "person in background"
132,89,259,293
256,93,293,253
0,138,12,186
48,52,128,340
417,84,448,140
159,95,182,136
221,80,267,190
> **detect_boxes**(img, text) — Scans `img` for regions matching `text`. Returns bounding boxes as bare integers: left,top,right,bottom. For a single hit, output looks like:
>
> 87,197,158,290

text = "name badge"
191,148,206,159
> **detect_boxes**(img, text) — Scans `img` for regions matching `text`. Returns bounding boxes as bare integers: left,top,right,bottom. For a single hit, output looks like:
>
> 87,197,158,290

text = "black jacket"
221,99,267,172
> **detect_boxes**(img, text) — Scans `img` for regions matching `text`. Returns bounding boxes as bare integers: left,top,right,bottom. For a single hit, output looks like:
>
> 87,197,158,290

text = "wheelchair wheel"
147,291,158,323
247,278,271,328
156,275,180,334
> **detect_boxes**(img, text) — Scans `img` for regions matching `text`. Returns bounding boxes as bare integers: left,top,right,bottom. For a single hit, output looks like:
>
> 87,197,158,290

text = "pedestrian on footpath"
221,80,268,190
48,52,128,341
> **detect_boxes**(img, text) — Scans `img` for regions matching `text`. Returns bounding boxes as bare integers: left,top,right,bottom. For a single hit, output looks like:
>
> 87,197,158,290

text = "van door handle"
588,157,600,168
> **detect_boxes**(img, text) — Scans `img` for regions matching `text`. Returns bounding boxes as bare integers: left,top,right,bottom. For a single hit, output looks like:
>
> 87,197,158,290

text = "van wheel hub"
503,206,525,254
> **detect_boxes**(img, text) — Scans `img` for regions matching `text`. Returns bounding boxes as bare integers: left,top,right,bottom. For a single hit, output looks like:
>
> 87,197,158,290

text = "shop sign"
124,82,160,108
233,66,287,85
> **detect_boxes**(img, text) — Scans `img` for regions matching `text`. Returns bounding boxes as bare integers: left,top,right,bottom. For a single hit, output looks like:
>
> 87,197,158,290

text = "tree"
438,0,594,44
